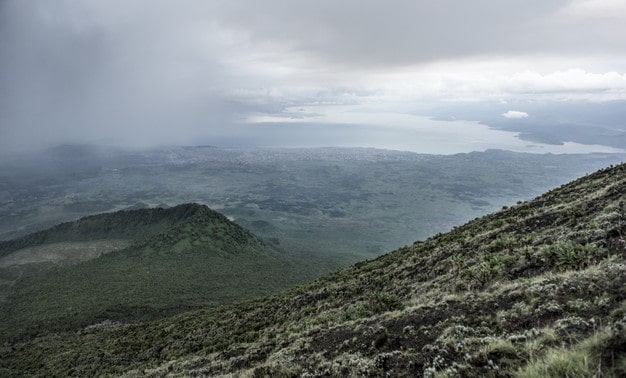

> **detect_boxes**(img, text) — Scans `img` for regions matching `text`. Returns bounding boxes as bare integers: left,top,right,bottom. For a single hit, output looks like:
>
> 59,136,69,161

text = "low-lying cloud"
502,111,529,119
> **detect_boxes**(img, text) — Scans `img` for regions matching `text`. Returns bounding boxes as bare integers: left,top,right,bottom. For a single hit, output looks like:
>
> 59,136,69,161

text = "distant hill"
1,163,626,377
0,203,208,257
0,204,302,340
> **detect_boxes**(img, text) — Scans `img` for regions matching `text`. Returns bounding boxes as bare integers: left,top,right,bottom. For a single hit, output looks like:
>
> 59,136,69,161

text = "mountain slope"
0,203,207,257
0,204,302,341
1,163,625,376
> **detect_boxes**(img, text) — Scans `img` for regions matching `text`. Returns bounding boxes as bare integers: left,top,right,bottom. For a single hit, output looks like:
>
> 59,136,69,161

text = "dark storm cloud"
215,0,591,66
0,0,240,152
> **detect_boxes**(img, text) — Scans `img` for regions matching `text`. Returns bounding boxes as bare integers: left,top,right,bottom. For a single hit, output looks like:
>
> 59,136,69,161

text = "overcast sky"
1,0,626,154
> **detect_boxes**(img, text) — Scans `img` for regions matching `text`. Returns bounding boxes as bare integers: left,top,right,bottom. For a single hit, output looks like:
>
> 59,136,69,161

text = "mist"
1,0,625,154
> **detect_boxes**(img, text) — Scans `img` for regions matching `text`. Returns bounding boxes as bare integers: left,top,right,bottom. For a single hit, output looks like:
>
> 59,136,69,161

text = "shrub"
366,292,405,314
460,254,512,288
540,241,605,271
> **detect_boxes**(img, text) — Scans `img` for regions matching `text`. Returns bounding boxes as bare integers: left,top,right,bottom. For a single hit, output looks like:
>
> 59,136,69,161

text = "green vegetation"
540,241,606,271
0,204,306,341
2,147,624,272
0,161,625,376
516,323,626,378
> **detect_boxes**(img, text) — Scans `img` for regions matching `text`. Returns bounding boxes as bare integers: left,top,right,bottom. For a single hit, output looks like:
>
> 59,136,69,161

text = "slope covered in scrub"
0,204,301,341
1,163,625,376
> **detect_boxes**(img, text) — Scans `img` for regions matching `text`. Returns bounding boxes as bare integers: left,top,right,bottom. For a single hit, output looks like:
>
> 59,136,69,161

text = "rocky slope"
1,163,625,376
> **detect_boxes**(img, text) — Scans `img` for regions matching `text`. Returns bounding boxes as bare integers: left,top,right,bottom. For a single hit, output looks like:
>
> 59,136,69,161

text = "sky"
1,0,626,154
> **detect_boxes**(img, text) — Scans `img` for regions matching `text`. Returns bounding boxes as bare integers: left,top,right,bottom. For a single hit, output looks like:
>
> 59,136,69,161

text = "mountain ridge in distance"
1,163,626,376
0,203,216,257
0,203,303,341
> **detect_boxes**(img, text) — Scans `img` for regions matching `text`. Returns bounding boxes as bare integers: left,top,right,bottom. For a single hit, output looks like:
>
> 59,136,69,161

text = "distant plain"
1,145,624,272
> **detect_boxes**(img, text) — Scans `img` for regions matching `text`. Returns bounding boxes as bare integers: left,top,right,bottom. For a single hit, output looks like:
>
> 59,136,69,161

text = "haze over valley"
2,146,624,271
1,1,626,376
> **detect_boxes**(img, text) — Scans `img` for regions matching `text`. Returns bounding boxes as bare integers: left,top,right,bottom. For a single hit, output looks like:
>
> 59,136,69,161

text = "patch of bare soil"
0,240,131,268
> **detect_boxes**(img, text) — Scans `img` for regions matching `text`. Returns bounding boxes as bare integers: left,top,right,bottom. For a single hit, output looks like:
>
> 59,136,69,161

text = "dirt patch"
0,239,131,268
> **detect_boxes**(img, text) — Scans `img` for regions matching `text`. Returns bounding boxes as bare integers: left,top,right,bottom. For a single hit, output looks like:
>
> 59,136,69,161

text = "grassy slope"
0,204,303,341
0,204,209,258
1,163,626,376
